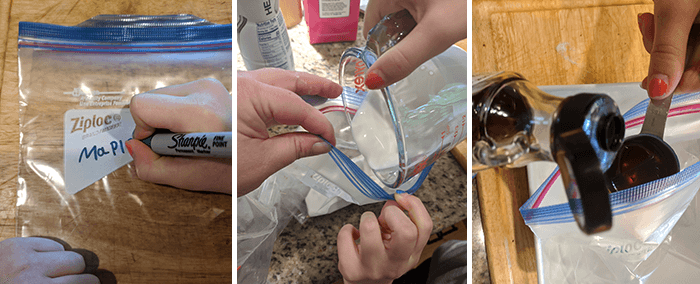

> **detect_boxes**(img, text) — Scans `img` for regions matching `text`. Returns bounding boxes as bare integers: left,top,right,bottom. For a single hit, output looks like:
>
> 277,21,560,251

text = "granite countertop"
236,14,470,284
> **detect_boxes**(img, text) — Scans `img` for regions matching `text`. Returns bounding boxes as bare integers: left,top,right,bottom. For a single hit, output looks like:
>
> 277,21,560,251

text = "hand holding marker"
125,78,233,194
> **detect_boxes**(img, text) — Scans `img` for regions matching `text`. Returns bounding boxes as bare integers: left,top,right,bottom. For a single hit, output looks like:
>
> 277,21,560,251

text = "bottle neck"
472,72,565,171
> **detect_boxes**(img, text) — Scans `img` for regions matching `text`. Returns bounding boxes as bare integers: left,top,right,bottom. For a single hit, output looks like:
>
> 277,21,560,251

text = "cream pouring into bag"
339,10,468,188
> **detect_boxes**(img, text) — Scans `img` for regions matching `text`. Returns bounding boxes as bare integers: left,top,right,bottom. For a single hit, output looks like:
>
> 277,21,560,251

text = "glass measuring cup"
339,10,468,188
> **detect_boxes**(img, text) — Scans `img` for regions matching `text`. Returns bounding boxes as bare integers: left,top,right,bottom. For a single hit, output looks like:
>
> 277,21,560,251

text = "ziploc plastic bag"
294,87,431,215
237,89,431,281
18,15,232,280
237,165,311,283
521,90,700,283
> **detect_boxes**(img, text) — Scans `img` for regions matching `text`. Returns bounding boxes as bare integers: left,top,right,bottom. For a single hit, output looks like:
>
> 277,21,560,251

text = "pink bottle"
303,0,361,44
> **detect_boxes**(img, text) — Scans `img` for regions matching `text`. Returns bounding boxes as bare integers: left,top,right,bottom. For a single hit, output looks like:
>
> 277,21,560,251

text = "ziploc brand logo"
70,114,122,134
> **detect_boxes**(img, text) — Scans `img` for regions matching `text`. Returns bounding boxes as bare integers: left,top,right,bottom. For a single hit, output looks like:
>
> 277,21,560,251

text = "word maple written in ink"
79,140,127,163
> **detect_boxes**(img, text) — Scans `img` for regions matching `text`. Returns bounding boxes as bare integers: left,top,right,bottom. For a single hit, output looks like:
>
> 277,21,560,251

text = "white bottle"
238,0,295,70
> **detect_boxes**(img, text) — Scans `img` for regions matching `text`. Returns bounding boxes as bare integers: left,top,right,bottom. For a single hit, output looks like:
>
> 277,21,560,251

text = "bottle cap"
551,93,624,234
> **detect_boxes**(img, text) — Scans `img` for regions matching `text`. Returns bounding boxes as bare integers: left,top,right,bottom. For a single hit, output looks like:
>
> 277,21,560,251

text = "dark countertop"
236,15,472,283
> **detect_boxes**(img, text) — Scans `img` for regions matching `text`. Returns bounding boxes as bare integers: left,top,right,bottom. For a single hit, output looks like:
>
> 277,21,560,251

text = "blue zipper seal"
19,22,232,43
18,21,232,52
320,136,433,201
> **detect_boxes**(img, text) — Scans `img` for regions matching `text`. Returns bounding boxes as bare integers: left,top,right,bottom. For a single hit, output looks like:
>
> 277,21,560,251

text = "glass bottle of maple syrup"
473,71,625,234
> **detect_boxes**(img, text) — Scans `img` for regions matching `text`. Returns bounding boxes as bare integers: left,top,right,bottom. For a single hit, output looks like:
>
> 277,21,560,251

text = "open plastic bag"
237,165,311,283
237,45,466,283
288,89,430,216
18,15,232,280
521,89,700,283
236,91,424,282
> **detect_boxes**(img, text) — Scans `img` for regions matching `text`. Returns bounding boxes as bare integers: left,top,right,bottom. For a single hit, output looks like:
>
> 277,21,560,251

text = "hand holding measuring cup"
127,78,233,194
638,3,700,99
604,11,700,192
362,0,469,89
603,11,700,192
339,10,468,189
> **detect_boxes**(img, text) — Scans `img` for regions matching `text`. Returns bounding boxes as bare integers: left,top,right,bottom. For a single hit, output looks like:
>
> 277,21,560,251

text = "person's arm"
337,194,433,284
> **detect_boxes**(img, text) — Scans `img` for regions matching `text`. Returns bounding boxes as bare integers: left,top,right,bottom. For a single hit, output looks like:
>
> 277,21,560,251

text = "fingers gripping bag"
520,85,700,284
18,15,232,281
238,11,467,281
236,89,445,282
238,60,466,282
293,10,468,216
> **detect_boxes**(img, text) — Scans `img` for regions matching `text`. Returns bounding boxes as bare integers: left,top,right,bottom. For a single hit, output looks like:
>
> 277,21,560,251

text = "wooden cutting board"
0,1,233,283
465,0,654,283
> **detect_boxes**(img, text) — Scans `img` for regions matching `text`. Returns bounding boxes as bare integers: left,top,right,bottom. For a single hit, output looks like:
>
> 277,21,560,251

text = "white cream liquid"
351,89,400,171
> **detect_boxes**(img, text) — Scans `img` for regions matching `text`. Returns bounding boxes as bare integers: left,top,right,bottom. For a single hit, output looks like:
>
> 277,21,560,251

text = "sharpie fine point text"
140,132,231,158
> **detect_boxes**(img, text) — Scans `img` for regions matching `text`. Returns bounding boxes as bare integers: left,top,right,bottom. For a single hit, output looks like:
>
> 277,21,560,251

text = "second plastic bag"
521,85,700,283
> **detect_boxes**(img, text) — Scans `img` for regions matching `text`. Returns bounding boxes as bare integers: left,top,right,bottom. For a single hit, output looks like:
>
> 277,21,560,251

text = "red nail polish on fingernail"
125,142,133,156
649,78,668,98
365,71,385,89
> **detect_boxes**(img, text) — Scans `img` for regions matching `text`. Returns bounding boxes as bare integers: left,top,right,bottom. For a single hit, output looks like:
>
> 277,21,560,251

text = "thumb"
365,22,454,90
646,3,700,100
262,133,332,170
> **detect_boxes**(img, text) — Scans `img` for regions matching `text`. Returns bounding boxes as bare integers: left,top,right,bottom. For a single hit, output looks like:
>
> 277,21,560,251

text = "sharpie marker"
140,132,232,158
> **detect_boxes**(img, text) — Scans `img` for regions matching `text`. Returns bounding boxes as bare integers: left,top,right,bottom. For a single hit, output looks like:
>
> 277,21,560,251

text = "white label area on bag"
319,0,350,18
64,108,135,194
